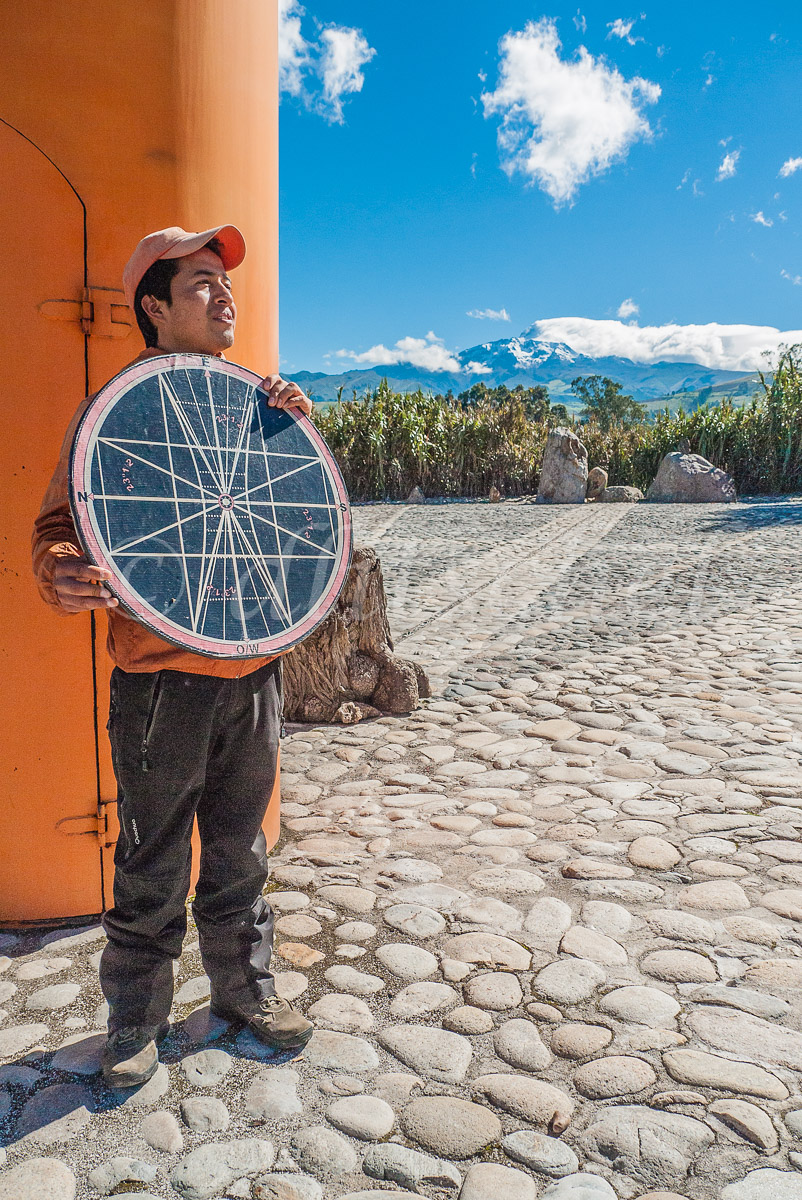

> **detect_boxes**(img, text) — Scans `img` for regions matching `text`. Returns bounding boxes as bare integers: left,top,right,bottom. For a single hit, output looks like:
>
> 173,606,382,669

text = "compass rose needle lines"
158,373,226,494
228,509,292,627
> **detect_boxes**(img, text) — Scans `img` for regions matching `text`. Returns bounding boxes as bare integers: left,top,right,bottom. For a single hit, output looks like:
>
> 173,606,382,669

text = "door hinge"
56,798,113,844
39,286,133,339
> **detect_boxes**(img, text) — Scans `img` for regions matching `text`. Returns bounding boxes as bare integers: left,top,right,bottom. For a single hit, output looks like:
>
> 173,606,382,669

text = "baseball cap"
123,225,246,309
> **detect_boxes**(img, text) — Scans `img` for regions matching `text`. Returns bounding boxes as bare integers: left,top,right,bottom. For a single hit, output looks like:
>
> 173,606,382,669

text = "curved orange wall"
0,0,280,923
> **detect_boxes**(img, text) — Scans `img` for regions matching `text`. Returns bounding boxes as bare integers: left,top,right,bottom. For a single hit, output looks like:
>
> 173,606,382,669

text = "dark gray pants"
100,661,280,1032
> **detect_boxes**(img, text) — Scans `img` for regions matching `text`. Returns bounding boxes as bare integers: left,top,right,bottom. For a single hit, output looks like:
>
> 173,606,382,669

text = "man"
33,226,314,1088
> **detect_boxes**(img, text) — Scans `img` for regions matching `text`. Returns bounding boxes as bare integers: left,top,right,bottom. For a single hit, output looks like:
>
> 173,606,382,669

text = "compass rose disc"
69,354,352,658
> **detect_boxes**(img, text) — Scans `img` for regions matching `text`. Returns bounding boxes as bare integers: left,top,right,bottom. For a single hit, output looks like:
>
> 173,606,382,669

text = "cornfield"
313,348,802,501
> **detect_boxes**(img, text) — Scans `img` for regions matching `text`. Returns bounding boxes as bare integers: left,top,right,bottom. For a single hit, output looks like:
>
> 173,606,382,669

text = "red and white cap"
123,225,246,309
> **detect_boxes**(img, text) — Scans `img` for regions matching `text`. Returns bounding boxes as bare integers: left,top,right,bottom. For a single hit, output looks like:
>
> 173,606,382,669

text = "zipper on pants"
141,674,165,771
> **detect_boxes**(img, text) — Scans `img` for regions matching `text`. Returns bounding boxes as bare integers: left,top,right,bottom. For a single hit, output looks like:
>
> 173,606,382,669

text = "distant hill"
289,325,762,412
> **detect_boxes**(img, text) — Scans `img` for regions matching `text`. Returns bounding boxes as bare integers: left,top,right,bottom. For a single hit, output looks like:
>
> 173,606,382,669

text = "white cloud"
467,307,511,321
278,0,375,122
573,10,587,33
781,269,802,286
319,27,375,122
336,332,465,373
780,157,802,177
531,316,802,371
617,297,639,319
750,211,773,227
607,17,643,45
716,149,740,181
481,18,660,206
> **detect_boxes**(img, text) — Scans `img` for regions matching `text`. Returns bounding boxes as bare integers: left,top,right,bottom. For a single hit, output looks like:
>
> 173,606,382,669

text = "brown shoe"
211,996,313,1050
101,1023,169,1089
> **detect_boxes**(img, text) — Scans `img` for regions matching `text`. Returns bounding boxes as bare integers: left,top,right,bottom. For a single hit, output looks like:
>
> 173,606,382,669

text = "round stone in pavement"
87,1157,158,1195
290,1126,358,1179
307,993,375,1033
598,985,680,1028
375,942,438,980
326,1093,395,1139
551,1023,613,1060
180,1097,230,1132
444,1005,495,1034
304,1029,379,1072
180,1047,233,1087
494,1019,551,1070
252,1175,323,1200
464,971,523,1011
573,1055,657,1098
378,1025,472,1084
170,1139,275,1198
472,1074,574,1129
17,1083,93,1145
390,982,460,1018
324,965,384,995
0,1158,76,1200
25,983,81,1011
720,1169,802,1200
641,949,717,983
401,1095,502,1158
316,885,376,913
460,1162,537,1200
502,1129,580,1177
540,1175,618,1200
534,958,606,1004
50,1032,106,1074
140,1109,184,1152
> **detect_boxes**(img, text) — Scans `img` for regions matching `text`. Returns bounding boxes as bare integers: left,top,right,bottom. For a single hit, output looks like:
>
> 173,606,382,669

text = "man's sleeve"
31,400,91,613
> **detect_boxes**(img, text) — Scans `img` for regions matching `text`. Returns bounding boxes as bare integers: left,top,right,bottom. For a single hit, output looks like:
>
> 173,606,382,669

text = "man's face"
142,247,237,354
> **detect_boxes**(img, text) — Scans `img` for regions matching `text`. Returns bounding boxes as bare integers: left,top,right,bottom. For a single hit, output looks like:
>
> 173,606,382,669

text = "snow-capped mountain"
290,328,756,406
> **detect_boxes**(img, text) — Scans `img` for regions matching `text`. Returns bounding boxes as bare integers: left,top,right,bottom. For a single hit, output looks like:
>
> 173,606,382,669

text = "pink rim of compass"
70,353,353,658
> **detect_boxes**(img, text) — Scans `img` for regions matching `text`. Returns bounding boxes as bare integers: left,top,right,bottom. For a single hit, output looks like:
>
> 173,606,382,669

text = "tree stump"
282,545,430,724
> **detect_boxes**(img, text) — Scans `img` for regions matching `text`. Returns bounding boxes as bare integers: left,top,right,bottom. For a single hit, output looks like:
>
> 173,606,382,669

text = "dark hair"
133,236,226,347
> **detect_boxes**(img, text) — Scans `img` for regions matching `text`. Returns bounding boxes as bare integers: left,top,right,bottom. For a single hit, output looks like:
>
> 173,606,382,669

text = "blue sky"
277,1,802,376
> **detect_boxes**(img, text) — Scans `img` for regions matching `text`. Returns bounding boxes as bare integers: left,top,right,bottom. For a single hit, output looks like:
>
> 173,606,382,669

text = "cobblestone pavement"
2,498,802,1200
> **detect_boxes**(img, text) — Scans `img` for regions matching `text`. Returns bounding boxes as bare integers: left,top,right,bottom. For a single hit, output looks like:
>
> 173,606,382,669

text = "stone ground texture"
2,497,802,1199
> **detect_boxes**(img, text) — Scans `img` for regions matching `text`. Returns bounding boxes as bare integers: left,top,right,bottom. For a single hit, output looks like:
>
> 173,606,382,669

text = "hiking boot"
211,996,313,1049
101,1023,170,1089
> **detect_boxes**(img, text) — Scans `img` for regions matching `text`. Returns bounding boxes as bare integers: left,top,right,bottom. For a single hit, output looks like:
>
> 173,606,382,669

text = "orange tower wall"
0,0,280,924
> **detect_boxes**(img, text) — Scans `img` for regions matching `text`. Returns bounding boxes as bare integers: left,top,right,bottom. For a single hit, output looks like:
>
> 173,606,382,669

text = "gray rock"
0,1022,49,1058
720,1169,802,1200
600,485,643,502
580,1104,716,1185
87,1158,158,1195
362,1143,462,1192
709,1099,779,1151
444,1005,495,1035
17,1083,93,1144
334,921,376,943
390,982,460,1018
550,1023,613,1060
140,1109,184,1152
663,1048,788,1099
0,1064,42,1090
502,1129,580,1177
560,925,628,966
460,1162,537,1199
494,1019,552,1071
689,985,789,1019
536,427,588,504
442,932,531,969
524,898,574,950
174,975,211,1004
324,965,384,994
468,867,545,899
534,958,606,1004
50,1032,106,1075
647,450,736,503
304,1029,379,1072
641,949,717,983
120,1062,170,1108
383,903,446,938
307,993,374,1034
463,971,523,1011
326,1093,395,1139
252,1175,323,1200
180,1096,231,1132
686,1005,802,1070
573,1055,657,1099
25,983,80,1011
290,1125,358,1179
0,1158,76,1200
378,1025,472,1084
246,1068,303,1119
401,1095,501,1158
375,942,438,980
180,1047,233,1087
170,1140,275,1200
472,1074,574,1129
599,985,680,1027
316,885,376,913
541,1176,618,1200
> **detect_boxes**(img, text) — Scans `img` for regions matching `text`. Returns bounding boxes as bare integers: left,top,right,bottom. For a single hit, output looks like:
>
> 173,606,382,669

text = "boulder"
586,466,608,501
600,486,643,503
536,427,588,504
407,485,425,503
489,486,501,503
647,452,736,503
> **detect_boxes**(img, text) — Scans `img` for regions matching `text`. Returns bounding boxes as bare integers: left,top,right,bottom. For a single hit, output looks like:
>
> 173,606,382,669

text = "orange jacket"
32,348,274,677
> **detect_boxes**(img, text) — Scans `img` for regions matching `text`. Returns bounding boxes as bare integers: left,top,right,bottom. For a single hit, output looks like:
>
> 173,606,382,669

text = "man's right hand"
52,556,119,612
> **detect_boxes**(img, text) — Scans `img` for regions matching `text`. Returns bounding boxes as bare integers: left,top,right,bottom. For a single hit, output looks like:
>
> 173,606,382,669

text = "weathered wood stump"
282,545,430,724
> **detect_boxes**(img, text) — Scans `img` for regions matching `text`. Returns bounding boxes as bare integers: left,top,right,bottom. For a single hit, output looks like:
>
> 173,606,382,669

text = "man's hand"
261,374,313,417
52,555,119,613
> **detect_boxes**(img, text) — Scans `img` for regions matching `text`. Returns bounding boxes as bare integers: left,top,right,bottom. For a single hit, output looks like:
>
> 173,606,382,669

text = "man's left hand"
261,373,313,417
